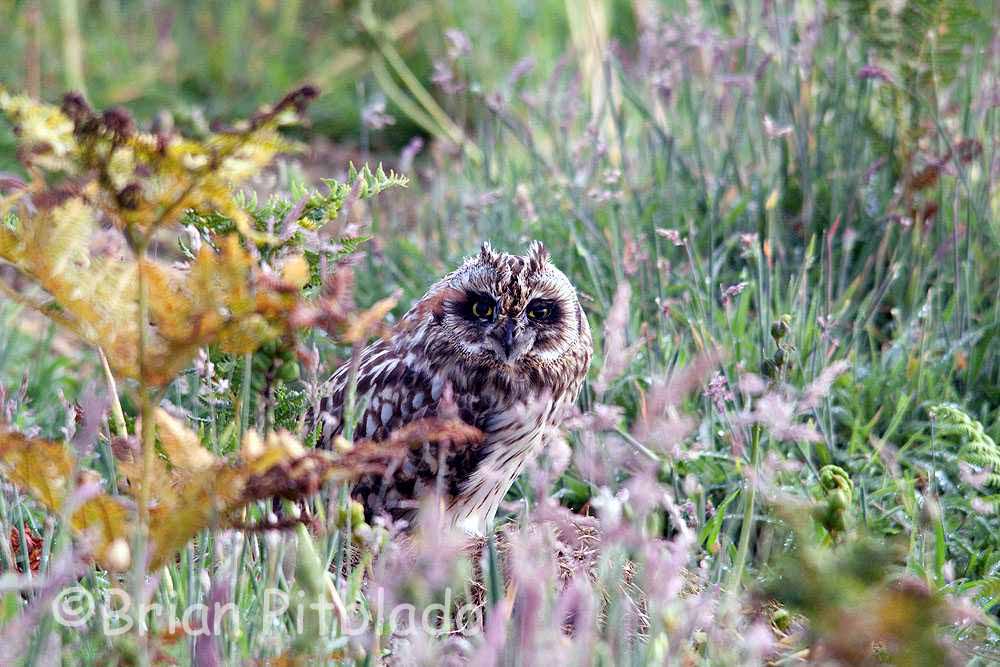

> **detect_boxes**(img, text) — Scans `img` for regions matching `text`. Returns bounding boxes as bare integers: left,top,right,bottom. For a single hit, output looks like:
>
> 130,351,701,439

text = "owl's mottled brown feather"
311,242,592,532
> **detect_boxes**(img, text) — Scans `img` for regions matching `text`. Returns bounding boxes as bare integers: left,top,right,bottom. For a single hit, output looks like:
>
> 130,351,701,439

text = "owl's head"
417,241,590,372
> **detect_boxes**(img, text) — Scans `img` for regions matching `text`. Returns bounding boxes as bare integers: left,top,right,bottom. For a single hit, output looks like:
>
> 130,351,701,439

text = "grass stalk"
58,0,87,96
729,424,762,591
99,348,128,437
129,230,156,667
239,351,253,440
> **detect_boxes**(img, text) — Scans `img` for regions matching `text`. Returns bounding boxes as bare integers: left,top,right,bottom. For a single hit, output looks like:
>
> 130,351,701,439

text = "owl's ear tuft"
526,240,549,274
479,241,501,266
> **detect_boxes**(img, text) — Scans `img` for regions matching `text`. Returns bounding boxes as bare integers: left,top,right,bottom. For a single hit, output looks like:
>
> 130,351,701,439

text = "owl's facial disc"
452,288,578,367
452,291,535,364
426,243,586,373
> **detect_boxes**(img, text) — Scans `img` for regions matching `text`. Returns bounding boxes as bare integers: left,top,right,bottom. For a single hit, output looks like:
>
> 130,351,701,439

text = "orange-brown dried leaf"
0,429,130,570
70,494,131,568
379,416,484,451
8,524,43,573
0,430,75,508
0,194,303,385
1,416,421,572
341,294,399,344
280,254,310,289
0,197,149,376
137,423,402,569
2,90,305,239
155,409,218,473
0,90,78,173
112,123,297,238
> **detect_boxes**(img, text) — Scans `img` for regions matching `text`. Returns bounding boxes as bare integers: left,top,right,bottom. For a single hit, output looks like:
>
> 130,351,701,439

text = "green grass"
1,0,999,664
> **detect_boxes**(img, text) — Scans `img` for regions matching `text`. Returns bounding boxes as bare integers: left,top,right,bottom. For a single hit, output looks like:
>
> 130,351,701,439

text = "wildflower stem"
131,230,154,667
359,0,482,164
99,348,128,437
730,424,762,590
369,60,443,143
239,351,253,440
614,427,661,463
58,0,87,97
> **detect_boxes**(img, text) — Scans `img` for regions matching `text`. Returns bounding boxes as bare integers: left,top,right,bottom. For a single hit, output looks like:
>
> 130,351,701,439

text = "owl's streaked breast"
448,394,559,533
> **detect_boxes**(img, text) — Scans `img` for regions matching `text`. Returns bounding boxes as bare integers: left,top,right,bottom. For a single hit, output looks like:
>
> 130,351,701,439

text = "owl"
311,241,592,533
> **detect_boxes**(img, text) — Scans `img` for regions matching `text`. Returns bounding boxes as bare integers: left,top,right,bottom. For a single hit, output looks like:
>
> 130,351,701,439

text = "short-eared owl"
312,242,592,533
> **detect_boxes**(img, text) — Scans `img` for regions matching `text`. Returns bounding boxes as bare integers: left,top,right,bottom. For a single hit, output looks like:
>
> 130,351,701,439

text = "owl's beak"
495,318,516,360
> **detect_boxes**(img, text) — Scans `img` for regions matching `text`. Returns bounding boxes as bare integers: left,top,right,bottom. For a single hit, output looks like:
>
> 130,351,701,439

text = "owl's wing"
310,339,444,448
311,339,484,523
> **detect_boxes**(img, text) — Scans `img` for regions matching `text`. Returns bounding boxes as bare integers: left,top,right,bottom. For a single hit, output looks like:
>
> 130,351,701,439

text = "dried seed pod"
771,319,789,342
60,91,93,126
116,182,142,210
102,106,135,140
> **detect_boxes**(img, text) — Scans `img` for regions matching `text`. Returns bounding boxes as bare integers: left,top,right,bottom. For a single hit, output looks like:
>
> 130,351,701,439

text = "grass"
1,0,999,665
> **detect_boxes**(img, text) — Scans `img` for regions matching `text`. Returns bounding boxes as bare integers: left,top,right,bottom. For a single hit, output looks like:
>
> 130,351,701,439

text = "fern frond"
931,403,1000,489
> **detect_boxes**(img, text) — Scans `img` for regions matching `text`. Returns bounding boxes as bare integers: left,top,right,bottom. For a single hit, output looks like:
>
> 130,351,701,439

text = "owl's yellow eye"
528,306,549,319
471,300,494,319
527,302,553,320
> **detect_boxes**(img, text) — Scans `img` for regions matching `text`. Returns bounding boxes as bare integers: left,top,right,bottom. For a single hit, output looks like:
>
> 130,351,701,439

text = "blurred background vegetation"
1,0,999,662
0,0,624,165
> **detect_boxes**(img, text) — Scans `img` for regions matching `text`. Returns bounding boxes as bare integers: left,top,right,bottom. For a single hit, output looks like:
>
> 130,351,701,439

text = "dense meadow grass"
0,0,998,665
